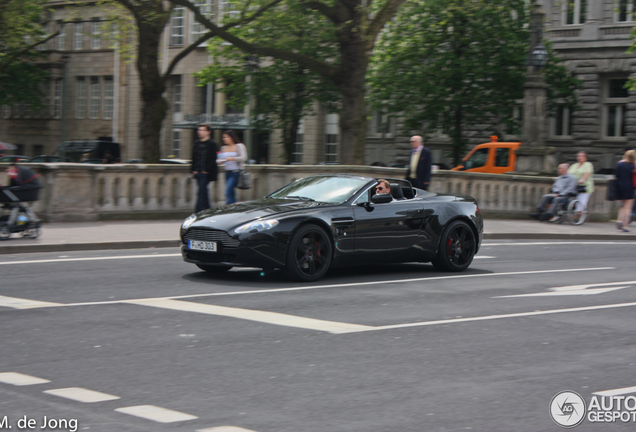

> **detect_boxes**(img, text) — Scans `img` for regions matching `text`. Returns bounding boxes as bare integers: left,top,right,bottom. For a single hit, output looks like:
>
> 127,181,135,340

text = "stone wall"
0,163,616,222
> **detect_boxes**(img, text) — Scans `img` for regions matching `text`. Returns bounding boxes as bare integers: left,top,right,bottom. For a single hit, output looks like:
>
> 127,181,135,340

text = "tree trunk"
336,42,368,165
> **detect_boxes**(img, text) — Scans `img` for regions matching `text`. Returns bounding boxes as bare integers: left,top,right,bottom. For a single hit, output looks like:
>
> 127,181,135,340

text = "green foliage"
195,0,340,162
0,0,52,107
369,0,530,164
627,28,636,90
543,41,582,113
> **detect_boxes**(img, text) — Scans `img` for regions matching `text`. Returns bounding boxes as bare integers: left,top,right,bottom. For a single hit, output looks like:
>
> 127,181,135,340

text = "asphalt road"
1,241,636,432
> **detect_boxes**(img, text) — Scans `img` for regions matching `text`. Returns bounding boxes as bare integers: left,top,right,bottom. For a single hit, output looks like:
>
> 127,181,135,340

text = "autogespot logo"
550,391,587,428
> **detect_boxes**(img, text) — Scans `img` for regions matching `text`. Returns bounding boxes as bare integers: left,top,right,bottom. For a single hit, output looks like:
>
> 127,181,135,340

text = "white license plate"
188,240,217,252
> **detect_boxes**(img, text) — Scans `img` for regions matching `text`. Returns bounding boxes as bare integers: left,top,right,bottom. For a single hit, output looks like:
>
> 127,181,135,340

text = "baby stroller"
0,186,42,240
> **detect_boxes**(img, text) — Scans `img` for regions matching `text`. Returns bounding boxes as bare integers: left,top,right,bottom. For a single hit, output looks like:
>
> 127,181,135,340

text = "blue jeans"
225,171,240,204
194,173,210,213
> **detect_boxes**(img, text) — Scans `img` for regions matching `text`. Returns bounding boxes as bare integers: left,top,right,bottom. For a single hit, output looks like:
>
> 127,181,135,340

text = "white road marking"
124,298,373,334
593,386,636,397
346,301,636,333
473,256,495,259
0,372,50,386
495,281,635,298
483,241,636,246
0,295,62,309
0,254,180,266
44,387,120,403
198,427,259,432
115,405,197,423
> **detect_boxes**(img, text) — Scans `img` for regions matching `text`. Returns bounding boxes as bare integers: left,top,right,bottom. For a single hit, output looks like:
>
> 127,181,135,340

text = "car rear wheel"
431,220,476,272
284,224,332,282
196,264,232,274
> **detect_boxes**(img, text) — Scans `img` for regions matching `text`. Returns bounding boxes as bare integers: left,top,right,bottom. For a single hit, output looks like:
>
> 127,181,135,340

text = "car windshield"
268,176,369,204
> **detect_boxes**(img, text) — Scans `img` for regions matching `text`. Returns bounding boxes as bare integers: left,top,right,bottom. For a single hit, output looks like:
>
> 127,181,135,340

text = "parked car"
181,173,483,281
0,155,31,163
451,136,521,174
30,155,71,163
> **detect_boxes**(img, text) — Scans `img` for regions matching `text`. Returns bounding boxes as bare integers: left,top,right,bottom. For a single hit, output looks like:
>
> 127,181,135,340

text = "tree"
0,0,58,107
171,0,406,165
107,0,281,163
193,2,339,163
369,0,531,166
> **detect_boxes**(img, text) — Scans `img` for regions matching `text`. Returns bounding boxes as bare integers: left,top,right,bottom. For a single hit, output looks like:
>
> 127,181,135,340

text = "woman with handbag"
567,151,594,214
614,150,636,232
217,130,247,205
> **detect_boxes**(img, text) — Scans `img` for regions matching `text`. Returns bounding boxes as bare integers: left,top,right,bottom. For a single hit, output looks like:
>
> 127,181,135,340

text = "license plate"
188,240,217,252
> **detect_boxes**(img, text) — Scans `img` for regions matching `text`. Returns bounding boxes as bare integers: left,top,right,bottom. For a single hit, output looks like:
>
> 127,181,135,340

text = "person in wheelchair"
529,163,578,222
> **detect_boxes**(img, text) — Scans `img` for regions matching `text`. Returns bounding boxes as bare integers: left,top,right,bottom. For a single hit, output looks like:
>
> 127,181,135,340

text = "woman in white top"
217,130,247,204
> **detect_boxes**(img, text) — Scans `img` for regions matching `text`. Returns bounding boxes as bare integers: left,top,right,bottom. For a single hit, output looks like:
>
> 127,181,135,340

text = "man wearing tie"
405,135,432,190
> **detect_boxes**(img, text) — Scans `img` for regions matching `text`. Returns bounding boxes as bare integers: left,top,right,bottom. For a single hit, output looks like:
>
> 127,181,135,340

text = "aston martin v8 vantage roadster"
180,174,483,281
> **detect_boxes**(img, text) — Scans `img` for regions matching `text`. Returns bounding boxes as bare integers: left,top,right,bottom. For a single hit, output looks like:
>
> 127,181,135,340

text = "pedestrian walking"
568,151,594,214
405,135,432,190
613,150,635,232
191,124,219,213
217,130,247,205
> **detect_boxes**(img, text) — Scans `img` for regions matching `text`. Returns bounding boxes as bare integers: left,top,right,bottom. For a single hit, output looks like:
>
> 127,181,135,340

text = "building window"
291,120,304,164
171,130,181,158
74,23,83,50
56,23,66,50
89,77,100,119
171,7,184,45
191,0,215,42
54,79,62,118
199,83,215,114
552,105,572,137
91,21,101,49
324,113,338,163
221,0,239,22
76,77,86,118
103,76,114,119
603,78,628,138
618,0,636,21
563,0,586,25
2,105,10,119
172,76,182,113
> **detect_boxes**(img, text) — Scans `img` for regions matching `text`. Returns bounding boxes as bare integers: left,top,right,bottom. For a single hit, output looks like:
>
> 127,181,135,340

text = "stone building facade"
0,0,634,171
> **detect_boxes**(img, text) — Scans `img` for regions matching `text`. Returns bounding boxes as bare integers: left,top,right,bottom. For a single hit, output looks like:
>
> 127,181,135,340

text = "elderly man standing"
405,135,432,190
530,163,578,222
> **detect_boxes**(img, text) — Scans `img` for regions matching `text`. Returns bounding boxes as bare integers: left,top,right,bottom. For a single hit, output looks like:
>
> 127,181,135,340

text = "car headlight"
235,219,279,234
182,214,197,230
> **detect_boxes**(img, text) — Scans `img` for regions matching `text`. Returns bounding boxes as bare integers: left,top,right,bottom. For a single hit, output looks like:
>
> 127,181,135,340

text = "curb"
483,233,636,241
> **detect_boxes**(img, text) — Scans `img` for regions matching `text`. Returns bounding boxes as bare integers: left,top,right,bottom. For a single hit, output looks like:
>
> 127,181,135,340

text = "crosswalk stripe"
124,298,373,334
44,387,120,403
0,295,62,309
0,372,50,386
198,427,259,432
115,405,197,423
593,386,636,397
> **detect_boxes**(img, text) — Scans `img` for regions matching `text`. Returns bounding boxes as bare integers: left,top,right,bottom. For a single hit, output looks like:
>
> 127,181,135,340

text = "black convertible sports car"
180,174,483,281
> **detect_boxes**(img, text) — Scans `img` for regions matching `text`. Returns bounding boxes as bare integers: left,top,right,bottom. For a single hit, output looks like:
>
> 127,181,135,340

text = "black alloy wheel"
432,220,476,272
196,264,232,274
284,224,332,282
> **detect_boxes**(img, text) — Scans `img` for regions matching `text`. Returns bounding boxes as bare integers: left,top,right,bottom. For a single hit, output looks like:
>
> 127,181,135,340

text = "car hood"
188,198,334,230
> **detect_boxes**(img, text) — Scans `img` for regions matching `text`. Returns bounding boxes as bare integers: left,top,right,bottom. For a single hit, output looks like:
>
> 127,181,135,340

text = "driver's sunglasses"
376,185,388,192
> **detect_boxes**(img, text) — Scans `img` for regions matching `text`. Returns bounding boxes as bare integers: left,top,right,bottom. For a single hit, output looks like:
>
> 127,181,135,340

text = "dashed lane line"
198,427,259,432
0,372,50,386
124,298,373,334
482,241,636,246
593,386,636,397
0,295,62,309
115,405,198,423
44,387,120,403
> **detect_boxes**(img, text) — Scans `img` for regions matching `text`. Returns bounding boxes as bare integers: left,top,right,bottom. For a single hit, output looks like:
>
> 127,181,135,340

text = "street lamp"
531,43,548,70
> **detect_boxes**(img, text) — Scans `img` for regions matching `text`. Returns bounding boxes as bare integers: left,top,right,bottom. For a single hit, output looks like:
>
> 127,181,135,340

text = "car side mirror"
371,193,392,204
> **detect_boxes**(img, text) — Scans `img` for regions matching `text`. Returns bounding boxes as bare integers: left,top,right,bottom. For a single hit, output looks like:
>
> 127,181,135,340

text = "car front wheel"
432,220,476,272
284,224,332,282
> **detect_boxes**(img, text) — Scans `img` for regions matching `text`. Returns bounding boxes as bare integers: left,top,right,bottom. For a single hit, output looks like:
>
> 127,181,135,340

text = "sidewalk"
0,217,635,255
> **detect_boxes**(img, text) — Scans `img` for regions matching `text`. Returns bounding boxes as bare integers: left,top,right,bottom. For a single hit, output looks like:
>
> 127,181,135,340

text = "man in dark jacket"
405,135,432,190
6,163,40,188
191,124,218,213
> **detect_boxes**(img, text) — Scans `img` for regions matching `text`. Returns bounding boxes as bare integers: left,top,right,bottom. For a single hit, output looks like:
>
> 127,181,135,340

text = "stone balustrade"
0,163,616,222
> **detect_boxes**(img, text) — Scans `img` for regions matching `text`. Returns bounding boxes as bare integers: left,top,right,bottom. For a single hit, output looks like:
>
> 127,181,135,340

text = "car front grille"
185,250,237,263
184,228,240,249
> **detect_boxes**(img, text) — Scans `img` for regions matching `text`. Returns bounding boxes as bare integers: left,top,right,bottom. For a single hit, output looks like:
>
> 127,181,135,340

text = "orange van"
451,136,521,174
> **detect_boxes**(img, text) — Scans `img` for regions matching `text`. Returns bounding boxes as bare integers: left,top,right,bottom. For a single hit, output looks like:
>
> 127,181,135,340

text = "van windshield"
464,148,489,169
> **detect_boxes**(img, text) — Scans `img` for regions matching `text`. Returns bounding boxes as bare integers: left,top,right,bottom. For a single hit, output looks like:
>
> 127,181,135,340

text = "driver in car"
375,179,394,202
